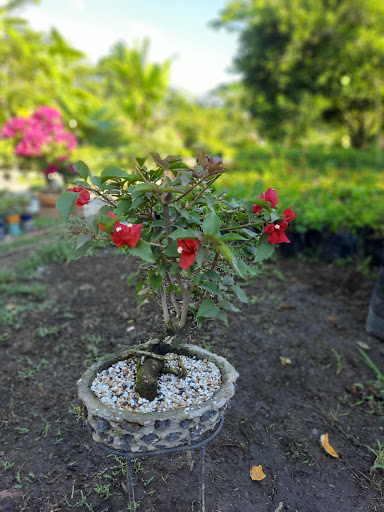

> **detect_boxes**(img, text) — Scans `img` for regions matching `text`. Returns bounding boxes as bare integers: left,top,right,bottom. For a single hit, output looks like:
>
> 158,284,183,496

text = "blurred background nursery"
0,0,383,266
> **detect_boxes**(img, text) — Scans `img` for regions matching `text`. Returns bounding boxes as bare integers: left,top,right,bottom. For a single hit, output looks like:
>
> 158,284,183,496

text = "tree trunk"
134,326,190,401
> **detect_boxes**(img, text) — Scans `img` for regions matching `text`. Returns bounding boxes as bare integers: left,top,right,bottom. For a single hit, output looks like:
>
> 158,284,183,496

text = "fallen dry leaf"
356,341,370,350
280,356,292,366
250,465,266,481
320,433,339,458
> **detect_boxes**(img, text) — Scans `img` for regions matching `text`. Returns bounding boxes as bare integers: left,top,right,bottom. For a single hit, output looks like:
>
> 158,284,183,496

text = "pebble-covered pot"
77,344,239,453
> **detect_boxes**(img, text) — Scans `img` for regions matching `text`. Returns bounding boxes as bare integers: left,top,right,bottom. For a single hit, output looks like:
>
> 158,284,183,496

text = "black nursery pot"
279,231,306,258
319,232,358,262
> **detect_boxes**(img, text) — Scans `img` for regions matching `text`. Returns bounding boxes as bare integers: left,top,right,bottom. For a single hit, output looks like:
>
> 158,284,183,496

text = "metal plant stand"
90,415,224,512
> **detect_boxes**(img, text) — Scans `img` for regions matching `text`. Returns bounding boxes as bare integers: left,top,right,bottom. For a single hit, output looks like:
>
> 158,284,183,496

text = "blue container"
0,218,5,239
21,213,34,233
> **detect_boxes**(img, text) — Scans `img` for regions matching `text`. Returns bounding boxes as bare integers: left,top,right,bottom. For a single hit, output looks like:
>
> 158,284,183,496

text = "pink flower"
68,187,90,207
177,239,200,271
264,221,290,244
43,163,59,175
283,205,296,223
111,222,142,248
99,211,117,231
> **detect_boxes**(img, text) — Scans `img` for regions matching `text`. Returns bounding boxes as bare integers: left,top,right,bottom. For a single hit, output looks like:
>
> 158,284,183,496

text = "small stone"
141,433,159,444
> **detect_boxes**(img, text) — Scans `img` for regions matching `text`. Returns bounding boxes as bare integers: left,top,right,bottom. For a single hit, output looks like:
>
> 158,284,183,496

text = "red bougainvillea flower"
264,220,290,244
177,239,200,271
111,222,142,248
252,204,263,215
283,205,296,223
253,187,278,215
99,211,117,232
68,186,90,207
262,188,278,208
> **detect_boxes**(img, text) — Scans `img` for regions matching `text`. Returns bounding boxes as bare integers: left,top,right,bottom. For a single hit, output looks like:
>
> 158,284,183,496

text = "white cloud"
21,3,237,96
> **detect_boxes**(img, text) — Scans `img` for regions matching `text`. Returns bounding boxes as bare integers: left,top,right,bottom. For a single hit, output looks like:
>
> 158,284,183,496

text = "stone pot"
77,344,238,453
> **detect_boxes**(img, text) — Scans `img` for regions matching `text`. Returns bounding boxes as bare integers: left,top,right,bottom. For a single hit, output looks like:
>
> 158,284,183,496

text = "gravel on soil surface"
91,354,221,413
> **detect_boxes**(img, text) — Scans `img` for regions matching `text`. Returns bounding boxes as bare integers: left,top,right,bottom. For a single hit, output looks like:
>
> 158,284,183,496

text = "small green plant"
367,440,384,472
332,349,345,375
359,349,384,394
94,483,111,500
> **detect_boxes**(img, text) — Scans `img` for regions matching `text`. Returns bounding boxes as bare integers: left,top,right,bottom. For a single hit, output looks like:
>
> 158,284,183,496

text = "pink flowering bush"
2,106,77,184
57,151,295,398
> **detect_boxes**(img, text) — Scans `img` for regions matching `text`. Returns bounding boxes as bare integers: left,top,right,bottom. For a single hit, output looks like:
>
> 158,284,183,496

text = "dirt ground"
1,250,384,512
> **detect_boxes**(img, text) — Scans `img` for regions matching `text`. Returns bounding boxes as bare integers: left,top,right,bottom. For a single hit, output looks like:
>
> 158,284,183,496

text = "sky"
21,0,240,97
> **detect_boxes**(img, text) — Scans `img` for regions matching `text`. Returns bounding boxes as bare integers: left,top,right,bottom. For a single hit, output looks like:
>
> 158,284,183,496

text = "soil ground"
1,248,384,512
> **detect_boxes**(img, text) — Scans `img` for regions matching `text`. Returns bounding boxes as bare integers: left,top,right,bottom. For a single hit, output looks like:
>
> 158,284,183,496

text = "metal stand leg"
200,446,205,512
126,457,135,511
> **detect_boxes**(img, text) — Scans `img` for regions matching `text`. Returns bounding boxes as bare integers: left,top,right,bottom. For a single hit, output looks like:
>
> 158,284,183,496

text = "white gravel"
91,353,221,413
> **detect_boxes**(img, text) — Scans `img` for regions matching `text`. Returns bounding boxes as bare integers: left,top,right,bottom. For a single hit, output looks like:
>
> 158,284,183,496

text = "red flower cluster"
252,188,278,215
68,187,90,207
177,239,200,271
264,205,296,245
99,211,142,248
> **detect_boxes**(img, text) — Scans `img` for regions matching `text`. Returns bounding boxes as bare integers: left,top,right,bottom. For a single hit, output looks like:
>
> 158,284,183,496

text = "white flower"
177,247,183,254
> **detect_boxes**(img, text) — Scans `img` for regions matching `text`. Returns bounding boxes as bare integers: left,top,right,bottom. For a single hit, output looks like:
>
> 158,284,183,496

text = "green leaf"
127,270,140,286
251,198,272,213
164,239,179,257
76,233,93,250
67,240,94,262
231,284,248,303
217,310,228,326
205,271,222,282
90,176,101,188
129,240,155,263
205,193,217,212
149,273,163,292
220,233,247,242
115,198,132,216
195,245,210,267
56,191,77,224
136,157,146,167
202,212,221,236
99,214,119,234
232,255,256,278
197,299,221,319
201,281,221,296
255,233,275,262
169,161,190,170
73,161,89,180
203,234,233,261
89,215,100,235
220,300,241,312
169,228,198,240
100,166,129,183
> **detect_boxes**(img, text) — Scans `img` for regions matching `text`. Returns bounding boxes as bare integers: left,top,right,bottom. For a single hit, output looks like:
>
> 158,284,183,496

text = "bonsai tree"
1,106,77,188
56,151,295,400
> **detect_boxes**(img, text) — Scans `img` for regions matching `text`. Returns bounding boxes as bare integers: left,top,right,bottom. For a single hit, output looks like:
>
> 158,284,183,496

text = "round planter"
78,344,239,453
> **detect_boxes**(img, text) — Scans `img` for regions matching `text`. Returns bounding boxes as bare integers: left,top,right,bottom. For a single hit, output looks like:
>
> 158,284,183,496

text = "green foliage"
217,0,384,148
58,152,294,333
217,146,384,234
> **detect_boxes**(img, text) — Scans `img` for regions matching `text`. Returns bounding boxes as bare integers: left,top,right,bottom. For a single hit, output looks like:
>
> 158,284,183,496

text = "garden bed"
0,251,383,511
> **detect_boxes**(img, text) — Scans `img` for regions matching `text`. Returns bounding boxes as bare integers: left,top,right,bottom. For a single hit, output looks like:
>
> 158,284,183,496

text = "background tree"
216,0,384,148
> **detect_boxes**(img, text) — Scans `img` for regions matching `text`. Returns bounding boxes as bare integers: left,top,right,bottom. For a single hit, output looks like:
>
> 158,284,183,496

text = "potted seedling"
56,151,295,452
